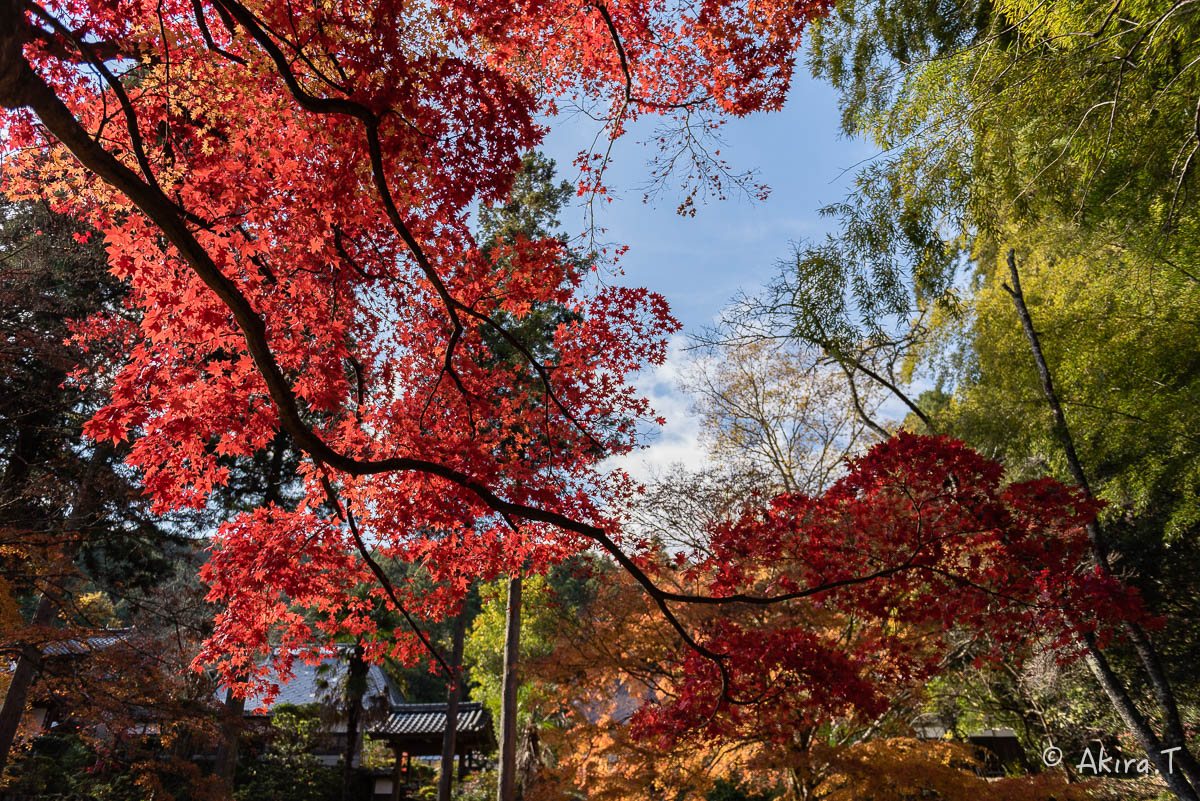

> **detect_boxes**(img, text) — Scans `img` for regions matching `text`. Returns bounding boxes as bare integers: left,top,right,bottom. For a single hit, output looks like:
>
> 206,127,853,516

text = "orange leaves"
812,737,1094,801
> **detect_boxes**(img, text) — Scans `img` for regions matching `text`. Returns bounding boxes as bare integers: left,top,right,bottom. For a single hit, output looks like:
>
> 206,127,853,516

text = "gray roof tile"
374,702,490,736
243,656,397,714
41,629,134,656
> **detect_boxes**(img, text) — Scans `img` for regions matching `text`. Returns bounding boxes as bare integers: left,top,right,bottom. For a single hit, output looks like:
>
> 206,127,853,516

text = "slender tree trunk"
1003,249,1200,799
496,577,522,801
1082,637,1198,800
343,645,369,801
438,606,468,801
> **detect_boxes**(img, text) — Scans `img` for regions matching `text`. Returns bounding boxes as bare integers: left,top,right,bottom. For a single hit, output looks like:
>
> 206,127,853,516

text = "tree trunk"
496,576,522,801
1003,249,1200,799
0,593,55,773
438,605,468,801
343,645,369,801
213,686,246,791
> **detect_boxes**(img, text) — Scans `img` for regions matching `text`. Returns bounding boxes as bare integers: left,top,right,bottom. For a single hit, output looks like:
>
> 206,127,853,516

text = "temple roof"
241,656,397,714
41,628,134,656
374,702,490,737
227,652,495,754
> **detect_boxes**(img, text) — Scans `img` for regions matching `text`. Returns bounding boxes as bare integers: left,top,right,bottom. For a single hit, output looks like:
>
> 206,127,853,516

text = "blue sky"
538,67,878,480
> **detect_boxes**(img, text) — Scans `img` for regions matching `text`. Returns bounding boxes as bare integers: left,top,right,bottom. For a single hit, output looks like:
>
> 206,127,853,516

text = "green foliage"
3,734,104,799
358,735,394,771
791,0,1200,347
464,559,598,727
921,648,1121,771
808,0,992,138
478,152,576,253
928,234,1200,539
465,575,556,727
233,704,343,801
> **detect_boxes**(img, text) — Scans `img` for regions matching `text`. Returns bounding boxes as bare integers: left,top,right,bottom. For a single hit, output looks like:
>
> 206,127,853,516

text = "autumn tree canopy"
0,0,839,692
0,0,1154,776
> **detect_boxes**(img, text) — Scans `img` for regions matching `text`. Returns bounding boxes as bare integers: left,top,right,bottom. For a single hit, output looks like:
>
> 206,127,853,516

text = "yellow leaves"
76,591,121,629
993,0,1171,50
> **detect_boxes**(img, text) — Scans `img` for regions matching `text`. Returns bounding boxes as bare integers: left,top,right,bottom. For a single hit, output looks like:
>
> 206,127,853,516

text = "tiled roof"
373,702,491,737
230,654,492,749
241,656,397,714
42,629,134,656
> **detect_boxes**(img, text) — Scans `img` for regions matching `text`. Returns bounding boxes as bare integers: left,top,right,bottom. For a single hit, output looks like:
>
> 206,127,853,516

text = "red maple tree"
622,432,1146,743
0,0,1143,746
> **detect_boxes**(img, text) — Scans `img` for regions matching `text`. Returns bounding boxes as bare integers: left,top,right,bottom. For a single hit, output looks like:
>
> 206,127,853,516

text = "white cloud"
603,334,713,485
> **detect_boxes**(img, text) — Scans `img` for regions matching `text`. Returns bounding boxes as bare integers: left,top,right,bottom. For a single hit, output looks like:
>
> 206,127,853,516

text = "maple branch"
215,0,548,425
27,4,164,196
319,474,455,680
593,2,632,105
591,1,711,112
331,226,394,282
190,0,247,65
450,298,606,454
215,0,607,449
206,1,447,285
24,24,131,64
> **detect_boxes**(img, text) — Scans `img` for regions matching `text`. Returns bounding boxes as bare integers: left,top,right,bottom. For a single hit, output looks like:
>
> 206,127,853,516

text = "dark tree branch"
27,5,164,195
191,0,247,65
838,360,889,438
592,2,632,105
319,475,455,680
